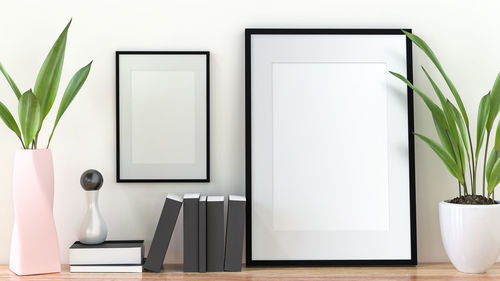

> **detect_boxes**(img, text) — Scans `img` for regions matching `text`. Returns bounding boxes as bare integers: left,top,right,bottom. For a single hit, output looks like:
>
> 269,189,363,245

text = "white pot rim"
440,200,500,208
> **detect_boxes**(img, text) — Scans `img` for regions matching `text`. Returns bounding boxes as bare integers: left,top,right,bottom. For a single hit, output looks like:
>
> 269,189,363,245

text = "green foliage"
0,19,91,149
0,62,21,99
18,90,40,147
415,133,464,184
486,122,500,193
486,73,500,132
476,93,490,156
392,31,500,198
34,20,71,122
0,101,23,146
48,61,92,146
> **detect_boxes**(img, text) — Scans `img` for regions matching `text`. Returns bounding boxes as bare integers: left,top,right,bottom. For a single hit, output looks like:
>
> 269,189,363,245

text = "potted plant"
390,31,500,273
0,20,92,275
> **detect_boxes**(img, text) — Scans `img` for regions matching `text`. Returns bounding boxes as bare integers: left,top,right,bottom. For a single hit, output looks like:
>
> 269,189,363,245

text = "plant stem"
458,181,462,197
466,126,476,195
468,159,474,195
463,173,468,195
17,136,26,149
483,131,491,197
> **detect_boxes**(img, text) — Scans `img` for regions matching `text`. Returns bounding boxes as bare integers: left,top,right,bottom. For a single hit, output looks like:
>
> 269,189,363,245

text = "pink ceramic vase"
10,149,61,275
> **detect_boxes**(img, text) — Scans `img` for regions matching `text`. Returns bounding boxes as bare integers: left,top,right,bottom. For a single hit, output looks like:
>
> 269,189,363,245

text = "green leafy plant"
390,30,500,201
0,19,92,149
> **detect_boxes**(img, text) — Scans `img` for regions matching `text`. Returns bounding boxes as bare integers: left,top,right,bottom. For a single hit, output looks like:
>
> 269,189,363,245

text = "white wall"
0,0,499,264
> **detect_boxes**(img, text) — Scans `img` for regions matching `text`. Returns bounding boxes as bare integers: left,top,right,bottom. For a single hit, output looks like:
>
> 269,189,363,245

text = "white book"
70,264,143,273
69,240,144,265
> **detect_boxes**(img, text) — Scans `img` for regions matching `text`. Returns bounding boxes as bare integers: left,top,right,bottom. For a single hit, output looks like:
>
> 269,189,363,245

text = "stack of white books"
69,240,144,273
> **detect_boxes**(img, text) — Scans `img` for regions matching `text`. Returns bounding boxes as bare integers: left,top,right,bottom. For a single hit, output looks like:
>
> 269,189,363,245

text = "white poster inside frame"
117,52,209,182
246,29,416,265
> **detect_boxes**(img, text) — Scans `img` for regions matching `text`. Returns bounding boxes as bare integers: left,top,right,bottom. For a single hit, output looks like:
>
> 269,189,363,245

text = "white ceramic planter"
439,201,500,273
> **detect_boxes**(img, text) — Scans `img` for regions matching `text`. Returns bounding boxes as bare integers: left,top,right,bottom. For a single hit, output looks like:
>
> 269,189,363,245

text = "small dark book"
143,195,183,273
198,195,207,273
224,195,246,271
183,193,200,272
206,196,225,272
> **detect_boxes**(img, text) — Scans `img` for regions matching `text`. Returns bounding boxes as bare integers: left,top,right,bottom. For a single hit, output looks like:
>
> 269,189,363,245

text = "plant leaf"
0,100,23,143
476,93,491,156
486,149,499,181
47,61,92,147
415,133,463,183
0,62,21,99
447,100,469,162
390,71,458,161
33,19,71,121
403,30,469,126
494,116,500,151
432,112,455,163
488,156,500,194
420,66,465,165
487,72,500,132
421,66,448,107
18,90,41,147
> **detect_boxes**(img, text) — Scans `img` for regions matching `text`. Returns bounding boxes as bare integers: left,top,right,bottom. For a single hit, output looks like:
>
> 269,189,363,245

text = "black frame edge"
245,28,417,266
116,51,210,183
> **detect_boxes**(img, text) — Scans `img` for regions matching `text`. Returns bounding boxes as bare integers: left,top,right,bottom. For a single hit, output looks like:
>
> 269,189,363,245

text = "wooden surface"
2,264,500,280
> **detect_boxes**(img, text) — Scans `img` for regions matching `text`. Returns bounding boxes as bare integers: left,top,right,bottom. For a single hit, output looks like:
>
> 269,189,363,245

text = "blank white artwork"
250,34,411,260
272,62,389,232
118,54,207,180
131,70,196,165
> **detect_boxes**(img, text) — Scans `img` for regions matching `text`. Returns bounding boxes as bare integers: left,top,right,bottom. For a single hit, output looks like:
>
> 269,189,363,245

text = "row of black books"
144,194,246,273
69,194,245,273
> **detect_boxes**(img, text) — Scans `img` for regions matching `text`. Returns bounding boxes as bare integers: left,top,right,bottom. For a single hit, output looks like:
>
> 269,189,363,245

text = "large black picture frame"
116,51,210,182
245,29,416,266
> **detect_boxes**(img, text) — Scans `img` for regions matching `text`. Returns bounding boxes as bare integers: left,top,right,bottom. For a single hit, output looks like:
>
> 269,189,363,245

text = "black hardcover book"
183,193,200,272
206,196,225,272
198,195,207,273
224,195,246,271
143,195,183,273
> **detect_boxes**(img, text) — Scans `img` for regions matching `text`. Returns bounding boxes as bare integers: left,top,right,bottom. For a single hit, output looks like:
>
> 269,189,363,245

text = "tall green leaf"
390,71,456,159
488,157,500,194
487,72,500,132
0,62,21,100
447,100,469,161
389,71,446,125
421,66,447,107
487,149,499,181
476,93,491,156
415,133,463,184
18,90,41,147
420,66,465,165
486,121,500,191
34,19,71,121
0,101,23,146
47,61,92,147
403,30,469,126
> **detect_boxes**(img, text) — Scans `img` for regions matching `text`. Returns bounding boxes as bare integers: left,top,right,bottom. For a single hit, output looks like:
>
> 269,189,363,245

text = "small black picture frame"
116,51,210,182
245,29,416,266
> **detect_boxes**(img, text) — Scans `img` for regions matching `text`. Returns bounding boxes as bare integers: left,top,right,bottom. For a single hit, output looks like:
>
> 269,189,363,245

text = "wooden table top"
2,263,500,280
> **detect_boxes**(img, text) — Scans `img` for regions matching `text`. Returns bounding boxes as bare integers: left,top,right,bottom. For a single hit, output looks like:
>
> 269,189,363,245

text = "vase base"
9,265,61,276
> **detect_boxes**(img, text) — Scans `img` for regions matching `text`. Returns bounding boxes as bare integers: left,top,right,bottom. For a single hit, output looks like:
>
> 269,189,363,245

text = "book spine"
183,197,199,272
143,197,183,272
224,198,246,271
198,197,207,273
206,197,225,272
